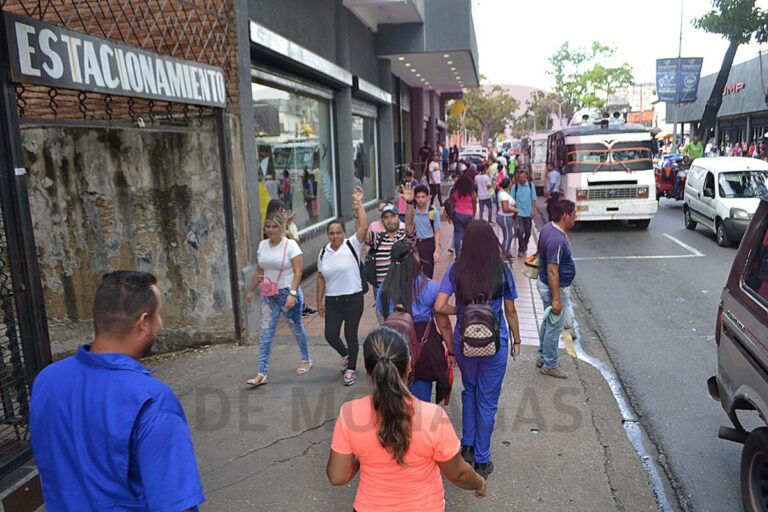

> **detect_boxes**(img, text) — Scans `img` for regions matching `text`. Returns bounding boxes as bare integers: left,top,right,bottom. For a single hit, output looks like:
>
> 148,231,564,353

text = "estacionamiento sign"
3,12,226,108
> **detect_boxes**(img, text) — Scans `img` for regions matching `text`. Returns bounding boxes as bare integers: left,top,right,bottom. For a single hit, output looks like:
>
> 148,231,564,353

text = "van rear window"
743,217,768,305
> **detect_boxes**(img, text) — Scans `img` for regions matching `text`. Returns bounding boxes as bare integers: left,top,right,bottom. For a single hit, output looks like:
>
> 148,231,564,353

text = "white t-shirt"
317,236,364,296
258,238,302,289
497,190,516,216
475,174,492,200
428,161,442,184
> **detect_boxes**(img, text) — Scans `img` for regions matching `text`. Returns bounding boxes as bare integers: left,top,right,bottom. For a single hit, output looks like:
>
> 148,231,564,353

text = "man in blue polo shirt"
512,168,538,257
536,199,577,379
30,271,204,511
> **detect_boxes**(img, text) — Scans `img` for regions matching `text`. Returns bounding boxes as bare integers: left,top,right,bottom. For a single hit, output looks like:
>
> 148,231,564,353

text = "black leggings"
324,292,364,370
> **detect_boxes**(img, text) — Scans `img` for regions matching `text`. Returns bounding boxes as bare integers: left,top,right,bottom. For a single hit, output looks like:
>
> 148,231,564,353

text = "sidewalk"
148,212,658,511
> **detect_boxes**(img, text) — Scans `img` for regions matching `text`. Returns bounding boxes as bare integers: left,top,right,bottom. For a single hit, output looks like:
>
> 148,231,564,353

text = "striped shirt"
370,229,416,284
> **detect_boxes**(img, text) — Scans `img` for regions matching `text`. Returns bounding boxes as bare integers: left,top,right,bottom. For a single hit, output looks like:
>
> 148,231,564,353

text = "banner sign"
655,57,703,103
3,13,226,108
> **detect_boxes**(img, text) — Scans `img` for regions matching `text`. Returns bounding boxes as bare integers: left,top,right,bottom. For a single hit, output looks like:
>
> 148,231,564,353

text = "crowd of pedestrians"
29,141,581,511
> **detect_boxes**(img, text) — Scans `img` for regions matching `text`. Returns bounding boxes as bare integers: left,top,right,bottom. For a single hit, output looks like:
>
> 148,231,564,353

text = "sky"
474,0,768,90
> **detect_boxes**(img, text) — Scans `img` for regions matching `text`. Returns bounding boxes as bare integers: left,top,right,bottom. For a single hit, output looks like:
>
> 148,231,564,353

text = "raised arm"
352,185,368,243
402,181,416,235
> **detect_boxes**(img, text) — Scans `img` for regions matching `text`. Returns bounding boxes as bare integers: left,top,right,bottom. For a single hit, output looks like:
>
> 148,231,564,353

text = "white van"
683,157,768,246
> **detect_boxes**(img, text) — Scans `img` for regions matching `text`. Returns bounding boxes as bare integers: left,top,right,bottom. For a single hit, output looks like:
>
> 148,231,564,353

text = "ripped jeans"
258,288,311,375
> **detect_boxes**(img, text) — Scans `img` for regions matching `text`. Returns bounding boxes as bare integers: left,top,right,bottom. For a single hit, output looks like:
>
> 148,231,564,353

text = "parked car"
708,195,768,511
683,157,768,246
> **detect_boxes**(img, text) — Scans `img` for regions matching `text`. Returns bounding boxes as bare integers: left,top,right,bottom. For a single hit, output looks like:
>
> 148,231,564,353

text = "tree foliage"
693,0,768,141
547,42,634,119
452,85,519,144
513,90,561,135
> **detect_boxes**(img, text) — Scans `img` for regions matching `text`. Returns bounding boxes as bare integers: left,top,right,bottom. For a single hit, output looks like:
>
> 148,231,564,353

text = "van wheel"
716,219,731,247
684,207,697,230
741,428,768,512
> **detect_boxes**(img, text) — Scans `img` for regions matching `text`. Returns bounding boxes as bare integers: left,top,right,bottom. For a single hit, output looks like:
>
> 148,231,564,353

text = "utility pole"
672,0,684,152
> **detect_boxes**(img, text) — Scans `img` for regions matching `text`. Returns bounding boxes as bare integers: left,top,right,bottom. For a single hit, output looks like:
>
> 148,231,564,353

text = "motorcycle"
655,154,690,201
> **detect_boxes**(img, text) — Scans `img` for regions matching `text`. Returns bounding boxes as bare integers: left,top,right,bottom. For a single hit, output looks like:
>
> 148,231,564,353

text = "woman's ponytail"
363,327,413,465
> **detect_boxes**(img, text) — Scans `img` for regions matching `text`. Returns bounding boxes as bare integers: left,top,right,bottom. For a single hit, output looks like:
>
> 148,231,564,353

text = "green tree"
460,85,519,144
547,42,634,119
694,0,768,141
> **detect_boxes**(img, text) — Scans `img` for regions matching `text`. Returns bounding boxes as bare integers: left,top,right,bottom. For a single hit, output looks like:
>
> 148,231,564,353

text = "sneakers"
518,251,527,258
343,369,357,386
302,306,317,319
535,357,544,368
341,355,349,373
460,445,475,464
539,366,569,379
474,461,494,479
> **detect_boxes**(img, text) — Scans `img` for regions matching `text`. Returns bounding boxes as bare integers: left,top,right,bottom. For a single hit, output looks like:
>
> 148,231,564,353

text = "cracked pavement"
149,331,661,510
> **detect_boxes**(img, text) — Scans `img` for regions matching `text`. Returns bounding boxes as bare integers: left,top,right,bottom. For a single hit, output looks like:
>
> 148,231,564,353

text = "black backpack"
321,240,369,294
460,294,500,357
364,234,381,287
443,187,456,219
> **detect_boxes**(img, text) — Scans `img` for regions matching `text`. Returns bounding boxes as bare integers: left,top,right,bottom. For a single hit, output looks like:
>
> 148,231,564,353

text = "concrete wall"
21,122,238,356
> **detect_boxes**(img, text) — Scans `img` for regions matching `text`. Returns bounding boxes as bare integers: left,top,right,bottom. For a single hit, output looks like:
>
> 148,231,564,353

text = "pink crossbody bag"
259,239,288,297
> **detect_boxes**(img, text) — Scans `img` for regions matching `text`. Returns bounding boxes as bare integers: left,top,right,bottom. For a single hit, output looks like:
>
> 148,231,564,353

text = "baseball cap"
380,204,398,217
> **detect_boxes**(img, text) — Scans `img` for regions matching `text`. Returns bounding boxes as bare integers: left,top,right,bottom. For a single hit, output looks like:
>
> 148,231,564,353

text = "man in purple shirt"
536,199,577,378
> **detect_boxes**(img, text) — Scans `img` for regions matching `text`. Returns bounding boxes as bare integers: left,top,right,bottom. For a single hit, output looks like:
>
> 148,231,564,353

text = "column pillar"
378,60,396,201
428,90,437,150
410,87,424,167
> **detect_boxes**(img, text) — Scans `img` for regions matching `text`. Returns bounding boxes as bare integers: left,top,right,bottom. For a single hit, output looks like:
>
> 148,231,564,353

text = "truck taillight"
638,186,650,199
576,188,588,200
715,301,723,346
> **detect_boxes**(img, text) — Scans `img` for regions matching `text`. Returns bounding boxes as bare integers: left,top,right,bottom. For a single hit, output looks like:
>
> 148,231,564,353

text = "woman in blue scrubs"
435,220,522,480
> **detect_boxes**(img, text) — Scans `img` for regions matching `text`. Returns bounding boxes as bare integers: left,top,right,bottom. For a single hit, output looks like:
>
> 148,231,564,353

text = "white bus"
547,122,657,228
521,133,550,193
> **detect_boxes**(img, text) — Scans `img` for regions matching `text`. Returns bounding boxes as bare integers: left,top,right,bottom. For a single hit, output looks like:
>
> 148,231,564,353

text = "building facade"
0,0,479,493
667,54,768,145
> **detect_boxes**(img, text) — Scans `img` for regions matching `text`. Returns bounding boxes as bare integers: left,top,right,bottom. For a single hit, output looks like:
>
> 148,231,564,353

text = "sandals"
246,373,268,387
296,361,313,375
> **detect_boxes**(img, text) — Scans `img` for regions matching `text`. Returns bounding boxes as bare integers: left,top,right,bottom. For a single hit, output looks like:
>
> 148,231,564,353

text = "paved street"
566,198,761,511
147,218,660,511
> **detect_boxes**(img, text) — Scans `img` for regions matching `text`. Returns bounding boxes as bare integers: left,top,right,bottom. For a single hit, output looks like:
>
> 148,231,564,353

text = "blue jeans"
478,198,493,222
496,214,515,255
455,336,508,464
410,379,434,402
258,288,311,375
453,213,473,255
537,279,570,369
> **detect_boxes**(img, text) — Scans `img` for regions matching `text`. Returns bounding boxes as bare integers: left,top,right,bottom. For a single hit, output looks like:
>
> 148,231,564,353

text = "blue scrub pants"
455,337,508,464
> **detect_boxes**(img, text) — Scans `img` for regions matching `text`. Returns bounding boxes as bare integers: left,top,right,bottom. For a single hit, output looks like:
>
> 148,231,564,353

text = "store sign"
723,82,746,96
656,57,703,103
3,13,226,108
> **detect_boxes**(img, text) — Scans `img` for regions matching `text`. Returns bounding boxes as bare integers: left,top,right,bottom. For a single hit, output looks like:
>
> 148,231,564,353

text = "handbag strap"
420,315,434,343
274,238,289,284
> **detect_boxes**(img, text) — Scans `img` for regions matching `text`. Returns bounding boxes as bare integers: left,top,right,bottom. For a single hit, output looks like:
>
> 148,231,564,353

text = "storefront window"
253,81,335,231
352,115,378,202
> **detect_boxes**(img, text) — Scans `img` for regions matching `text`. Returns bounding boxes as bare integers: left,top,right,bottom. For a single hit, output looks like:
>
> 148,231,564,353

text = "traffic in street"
567,197,761,511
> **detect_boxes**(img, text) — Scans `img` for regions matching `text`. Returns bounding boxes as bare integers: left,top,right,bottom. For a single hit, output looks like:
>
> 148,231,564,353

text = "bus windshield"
274,145,318,170
565,141,653,172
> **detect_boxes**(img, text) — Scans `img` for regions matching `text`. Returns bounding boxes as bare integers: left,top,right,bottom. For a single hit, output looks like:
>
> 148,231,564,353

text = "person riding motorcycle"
672,155,691,198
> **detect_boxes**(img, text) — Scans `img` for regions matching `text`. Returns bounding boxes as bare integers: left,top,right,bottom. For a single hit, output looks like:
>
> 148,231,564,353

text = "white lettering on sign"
5,13,226,108
14,22,40,77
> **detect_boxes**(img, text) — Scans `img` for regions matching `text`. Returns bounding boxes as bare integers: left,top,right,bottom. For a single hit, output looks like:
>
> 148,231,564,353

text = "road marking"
574,231,706,261
662,232,705,256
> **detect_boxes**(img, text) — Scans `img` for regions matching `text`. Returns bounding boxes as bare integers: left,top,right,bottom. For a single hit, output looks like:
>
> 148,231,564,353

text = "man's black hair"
93,271,158,337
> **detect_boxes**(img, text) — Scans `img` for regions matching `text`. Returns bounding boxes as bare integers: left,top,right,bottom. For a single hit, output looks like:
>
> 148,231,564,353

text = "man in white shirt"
427,152,443,207
475,171,493,222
